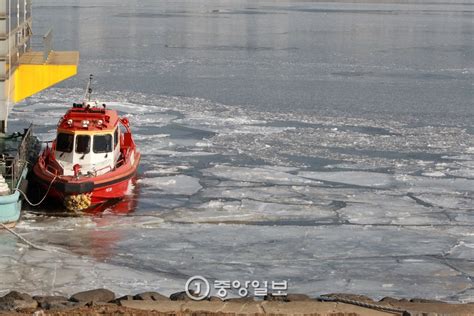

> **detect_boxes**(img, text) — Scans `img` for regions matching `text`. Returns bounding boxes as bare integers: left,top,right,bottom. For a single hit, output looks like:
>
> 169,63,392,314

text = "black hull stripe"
36,168,138,194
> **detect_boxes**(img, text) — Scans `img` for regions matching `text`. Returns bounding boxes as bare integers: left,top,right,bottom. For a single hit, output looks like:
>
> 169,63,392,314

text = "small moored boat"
33,76,140,213
0,127,33,227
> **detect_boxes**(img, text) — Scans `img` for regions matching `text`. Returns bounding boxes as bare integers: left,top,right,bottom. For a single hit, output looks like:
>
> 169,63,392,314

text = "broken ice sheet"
202,165,321,186
0,245,180,297
334,193,448,225
147,149,216,157
445,168,474,179
167,199,337,224
138,175,202,195
2,223,469,301
412,193,473,210
339,201,448,226
200,185,325,206
144,164,191,177
298,171,397,188
130,113,179,126
8,87,474,302
447,211,474,225
138,196,189,210
325,162,393,171
395,175,474,194
445,238,474,261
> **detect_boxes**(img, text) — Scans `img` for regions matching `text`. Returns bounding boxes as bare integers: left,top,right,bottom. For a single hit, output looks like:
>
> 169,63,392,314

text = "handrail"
93,164,113,174
2,125,34,191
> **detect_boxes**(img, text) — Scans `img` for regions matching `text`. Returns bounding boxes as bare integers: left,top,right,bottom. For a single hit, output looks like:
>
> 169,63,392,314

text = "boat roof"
57,103,119,133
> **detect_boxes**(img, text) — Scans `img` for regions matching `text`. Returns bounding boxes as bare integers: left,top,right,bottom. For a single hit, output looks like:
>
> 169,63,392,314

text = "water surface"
1,0,473,302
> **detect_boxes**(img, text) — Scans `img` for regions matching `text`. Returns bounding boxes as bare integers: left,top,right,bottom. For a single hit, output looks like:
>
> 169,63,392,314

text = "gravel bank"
1,289,474,315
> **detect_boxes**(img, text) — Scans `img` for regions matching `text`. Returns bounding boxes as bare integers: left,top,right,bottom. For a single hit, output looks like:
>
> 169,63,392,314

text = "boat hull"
33,151,140,213
47,173,136,206
0,191,22,227
0,169,28,227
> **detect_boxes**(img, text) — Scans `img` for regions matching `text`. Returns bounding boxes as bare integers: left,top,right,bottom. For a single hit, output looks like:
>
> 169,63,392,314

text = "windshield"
56,133,74,153
75,135,90,154
93,134,113,153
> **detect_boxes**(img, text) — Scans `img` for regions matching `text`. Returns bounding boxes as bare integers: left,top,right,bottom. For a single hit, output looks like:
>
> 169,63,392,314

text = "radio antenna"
84,74,94,103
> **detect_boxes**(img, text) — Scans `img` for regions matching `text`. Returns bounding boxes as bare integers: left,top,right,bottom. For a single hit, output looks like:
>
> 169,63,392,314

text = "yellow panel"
13,64,78,102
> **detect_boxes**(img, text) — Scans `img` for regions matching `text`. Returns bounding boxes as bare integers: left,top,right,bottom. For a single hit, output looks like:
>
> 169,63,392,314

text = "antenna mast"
83,74,94,103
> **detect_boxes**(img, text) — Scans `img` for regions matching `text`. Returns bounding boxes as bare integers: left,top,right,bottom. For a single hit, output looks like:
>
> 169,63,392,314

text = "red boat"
33,79,140,213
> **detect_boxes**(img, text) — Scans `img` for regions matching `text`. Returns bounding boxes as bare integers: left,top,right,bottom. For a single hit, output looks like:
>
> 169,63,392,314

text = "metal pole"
83,74,94,102
43,28,52,62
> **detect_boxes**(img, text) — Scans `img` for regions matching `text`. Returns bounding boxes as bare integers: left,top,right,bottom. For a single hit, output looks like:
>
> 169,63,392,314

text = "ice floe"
139,175,202,195
395,175,474,194
298,171,397,188
203,165,321,186
1,223,471,301
5,87,474,302
168,199,336,224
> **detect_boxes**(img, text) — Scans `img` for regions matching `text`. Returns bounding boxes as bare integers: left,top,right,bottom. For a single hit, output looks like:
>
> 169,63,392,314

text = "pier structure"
0,0,79,133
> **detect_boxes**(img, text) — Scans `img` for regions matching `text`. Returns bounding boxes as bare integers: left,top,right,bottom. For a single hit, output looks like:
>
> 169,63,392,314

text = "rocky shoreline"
1,289,473,315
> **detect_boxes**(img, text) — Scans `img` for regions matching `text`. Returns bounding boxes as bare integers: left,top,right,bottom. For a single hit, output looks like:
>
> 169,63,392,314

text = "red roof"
57,105,119,132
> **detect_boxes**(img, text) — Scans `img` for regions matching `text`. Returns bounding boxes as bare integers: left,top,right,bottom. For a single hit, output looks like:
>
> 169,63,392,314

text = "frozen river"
1,0,474,302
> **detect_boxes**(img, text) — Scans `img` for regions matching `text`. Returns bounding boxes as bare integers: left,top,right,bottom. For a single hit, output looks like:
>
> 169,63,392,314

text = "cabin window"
93,134,113,153
75,135,90,154
56,133,74,153
114,128,119,148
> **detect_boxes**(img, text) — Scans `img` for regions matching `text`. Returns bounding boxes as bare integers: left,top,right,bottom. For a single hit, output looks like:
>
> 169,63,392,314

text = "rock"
0,298,38,311
111,295,135,303
33,296,68,304
0,291,38,311
1,300,20,311
264,293,289,302
264,293,312,302
169,291,193,301
323,293,375,304
41,301,81,311
33,296,70,310
379,296,401,304
134,292,169,301
86,301,118,307
2,291,33,301
410,298,447,304
15,299,39,310
208,296,223,302
70,289,115,303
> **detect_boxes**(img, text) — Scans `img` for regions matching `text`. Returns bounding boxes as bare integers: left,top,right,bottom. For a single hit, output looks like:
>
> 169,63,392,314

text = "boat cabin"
53,102,122,177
